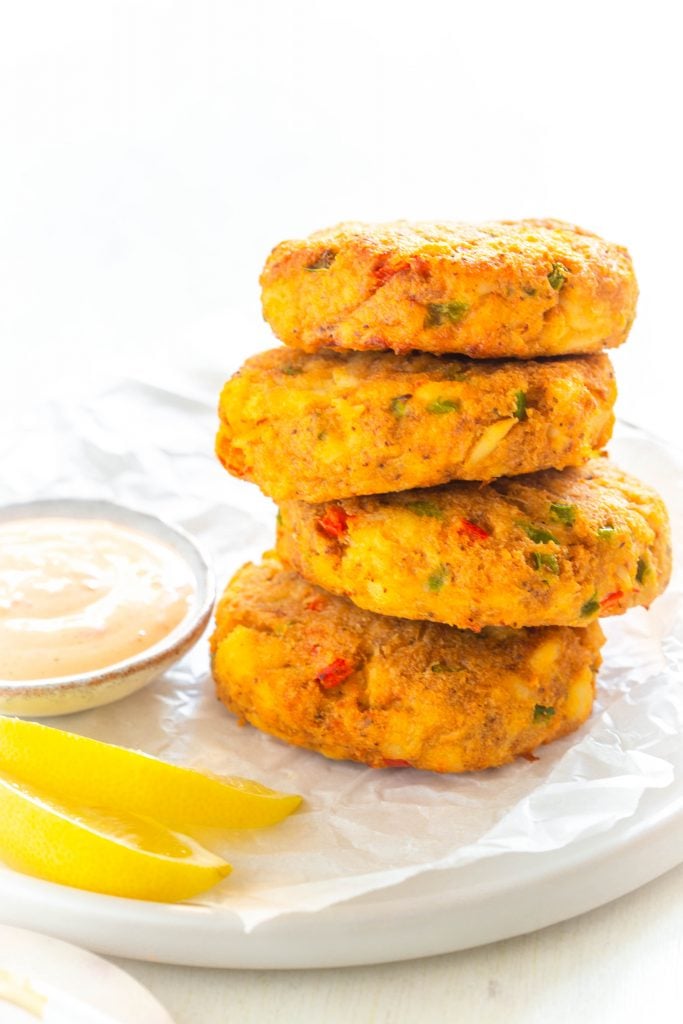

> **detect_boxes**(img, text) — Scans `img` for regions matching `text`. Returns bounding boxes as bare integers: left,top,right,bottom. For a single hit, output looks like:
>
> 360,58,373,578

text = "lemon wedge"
0,770,231,902
0,717,301,829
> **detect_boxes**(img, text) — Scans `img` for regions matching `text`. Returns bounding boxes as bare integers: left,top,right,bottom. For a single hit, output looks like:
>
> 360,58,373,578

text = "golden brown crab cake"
216,347,615,503
277,461,671,631
260,219,637,358
210,556,604,773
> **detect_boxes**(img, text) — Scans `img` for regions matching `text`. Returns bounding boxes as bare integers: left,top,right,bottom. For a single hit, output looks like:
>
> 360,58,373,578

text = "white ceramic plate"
0,499,214,717
0,424,680,969
0,785,680,969
0,924,174,1022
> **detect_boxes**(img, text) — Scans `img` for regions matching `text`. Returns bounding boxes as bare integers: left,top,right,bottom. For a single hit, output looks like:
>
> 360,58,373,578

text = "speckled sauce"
0,517,196,681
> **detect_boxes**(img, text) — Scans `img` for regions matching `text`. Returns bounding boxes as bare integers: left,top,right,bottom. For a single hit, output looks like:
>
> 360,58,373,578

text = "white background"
1,2,682,1022
1,0,682,438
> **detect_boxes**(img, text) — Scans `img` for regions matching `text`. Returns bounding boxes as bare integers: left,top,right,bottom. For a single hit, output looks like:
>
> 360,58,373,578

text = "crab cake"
216,348,615,503
261,219,637,359
211,556,604,773
277,460,671,631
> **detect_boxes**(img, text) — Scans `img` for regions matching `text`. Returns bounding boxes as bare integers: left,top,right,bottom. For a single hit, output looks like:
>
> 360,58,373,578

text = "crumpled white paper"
1,374,681,932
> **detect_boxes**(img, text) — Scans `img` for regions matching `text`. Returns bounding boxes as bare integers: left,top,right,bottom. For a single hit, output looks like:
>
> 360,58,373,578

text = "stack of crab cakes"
211,219,671,774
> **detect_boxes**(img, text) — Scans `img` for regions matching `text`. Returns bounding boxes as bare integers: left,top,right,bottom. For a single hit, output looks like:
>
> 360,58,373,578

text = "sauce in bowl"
0,517,197,682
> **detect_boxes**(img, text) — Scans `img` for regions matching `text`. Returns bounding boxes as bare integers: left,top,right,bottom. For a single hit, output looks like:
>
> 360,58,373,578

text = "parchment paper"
1,374,681,931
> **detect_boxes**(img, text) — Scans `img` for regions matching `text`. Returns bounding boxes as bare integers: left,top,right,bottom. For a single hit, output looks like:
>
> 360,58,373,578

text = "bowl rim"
0,497,215,696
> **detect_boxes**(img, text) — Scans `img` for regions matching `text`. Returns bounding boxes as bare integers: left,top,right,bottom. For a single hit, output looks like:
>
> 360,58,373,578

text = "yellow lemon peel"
0,717,301,829
0,770,231,903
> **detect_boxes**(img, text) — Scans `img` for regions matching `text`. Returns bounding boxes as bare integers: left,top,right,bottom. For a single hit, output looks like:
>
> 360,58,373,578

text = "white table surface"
109,862,683,1024
2,2,682,1020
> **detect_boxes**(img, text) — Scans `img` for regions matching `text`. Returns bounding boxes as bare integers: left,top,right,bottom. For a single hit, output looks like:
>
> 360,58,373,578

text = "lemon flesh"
0,770,231,902
0,717,301,829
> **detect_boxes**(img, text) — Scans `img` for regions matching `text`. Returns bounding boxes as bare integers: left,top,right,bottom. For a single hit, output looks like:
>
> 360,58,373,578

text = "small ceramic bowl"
0,923,174,1023
0,498,215,717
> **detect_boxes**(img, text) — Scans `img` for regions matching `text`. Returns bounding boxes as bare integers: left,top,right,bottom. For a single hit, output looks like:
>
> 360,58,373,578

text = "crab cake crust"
210,556,603,773
216,348,616,503
260,219,637,359
277,461,671,631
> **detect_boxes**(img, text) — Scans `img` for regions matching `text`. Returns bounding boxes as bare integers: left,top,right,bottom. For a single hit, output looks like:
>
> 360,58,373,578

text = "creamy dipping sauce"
0,517,196,681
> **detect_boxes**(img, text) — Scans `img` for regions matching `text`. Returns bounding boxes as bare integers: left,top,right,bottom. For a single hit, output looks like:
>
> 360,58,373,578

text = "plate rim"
0,783,680,969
